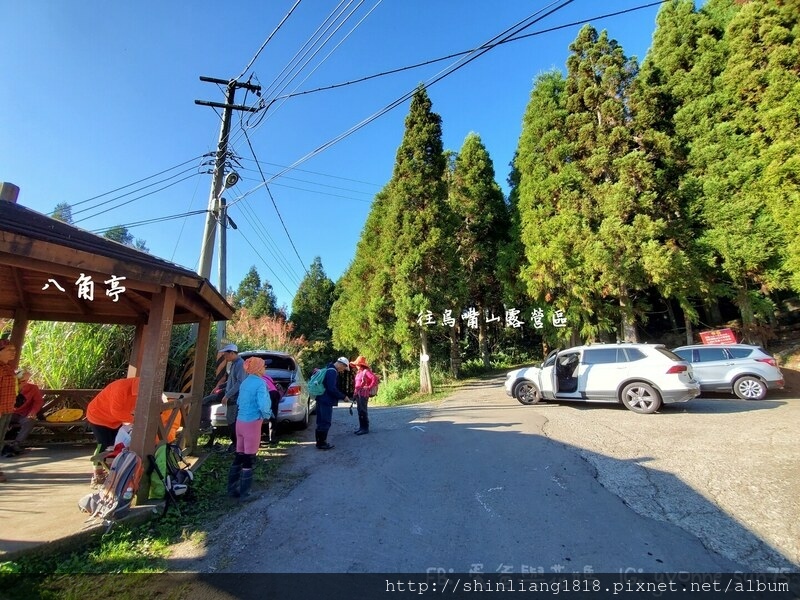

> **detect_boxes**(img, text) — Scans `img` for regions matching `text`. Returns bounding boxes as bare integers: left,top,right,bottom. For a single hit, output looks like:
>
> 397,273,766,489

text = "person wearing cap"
351,356,378,436
0,339,18,481
219,343,245,453
314,357,351,450
227,356,272,502
4,367,44,456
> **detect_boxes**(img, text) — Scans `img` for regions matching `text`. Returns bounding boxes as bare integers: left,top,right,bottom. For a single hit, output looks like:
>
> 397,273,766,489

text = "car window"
696,347,728,362
727,347,755,359
623,348,646,362
672,349,692,362
583,348,618,364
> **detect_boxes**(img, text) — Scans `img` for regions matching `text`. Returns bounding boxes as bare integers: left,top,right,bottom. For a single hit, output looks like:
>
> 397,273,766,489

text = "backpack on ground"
307,367,333,397
147,442,194,513
79,448,144,528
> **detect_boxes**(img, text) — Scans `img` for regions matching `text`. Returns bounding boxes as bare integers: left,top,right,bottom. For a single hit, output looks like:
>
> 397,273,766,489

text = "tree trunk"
478,312,490,368
665,298,678,332
703,298,723,327
737,287,758,344
619,283,639,342
449,325,461,379
419,329,433,394
684,311,694,346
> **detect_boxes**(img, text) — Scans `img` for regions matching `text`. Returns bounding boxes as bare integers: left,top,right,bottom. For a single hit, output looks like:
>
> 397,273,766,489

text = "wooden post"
9,308,28,369
130,286,176,502
184,316,211,455
127,323,145,378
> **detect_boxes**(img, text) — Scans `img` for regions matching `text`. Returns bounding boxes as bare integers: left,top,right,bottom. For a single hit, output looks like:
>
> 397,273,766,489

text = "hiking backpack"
307,367,333,397
148,442,194,502
368,373,380,398
80,448,144,527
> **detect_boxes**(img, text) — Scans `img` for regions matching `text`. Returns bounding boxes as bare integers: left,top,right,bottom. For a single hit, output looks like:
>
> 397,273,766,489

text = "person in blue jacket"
227,356,271,502
314,356,350,450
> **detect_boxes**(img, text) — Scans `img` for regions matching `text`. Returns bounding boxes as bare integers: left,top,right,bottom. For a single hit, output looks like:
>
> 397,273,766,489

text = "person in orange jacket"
86,377,139,453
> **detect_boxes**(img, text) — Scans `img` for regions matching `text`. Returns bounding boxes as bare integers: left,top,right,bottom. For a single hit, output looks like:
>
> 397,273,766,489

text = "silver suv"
210,350,315,431
504,343,700,414
672,344,784,400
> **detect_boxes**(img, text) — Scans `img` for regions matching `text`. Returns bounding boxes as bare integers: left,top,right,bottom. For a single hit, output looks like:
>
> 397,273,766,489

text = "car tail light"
756,358,777,367
666,365,688,374
284,384,301,397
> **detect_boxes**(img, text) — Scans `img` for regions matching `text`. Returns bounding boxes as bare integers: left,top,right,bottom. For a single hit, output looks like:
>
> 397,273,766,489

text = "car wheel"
514,381,541,405
621,382,662,414
733,376,766,400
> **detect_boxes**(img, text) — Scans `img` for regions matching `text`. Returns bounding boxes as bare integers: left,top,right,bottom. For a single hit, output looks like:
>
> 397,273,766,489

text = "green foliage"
51,202,73,224
103,225,149,253
290,257,335,341
10,322,133,389
231,266,278,318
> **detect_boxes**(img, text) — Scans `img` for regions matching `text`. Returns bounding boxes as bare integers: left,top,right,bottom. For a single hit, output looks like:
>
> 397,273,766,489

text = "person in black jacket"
314,357,350,450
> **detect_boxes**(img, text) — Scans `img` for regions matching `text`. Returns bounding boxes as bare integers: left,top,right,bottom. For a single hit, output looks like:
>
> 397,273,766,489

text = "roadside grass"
0,435,294,597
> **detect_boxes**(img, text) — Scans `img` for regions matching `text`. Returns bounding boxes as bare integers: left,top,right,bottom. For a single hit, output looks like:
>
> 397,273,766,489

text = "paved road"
170,376,799,573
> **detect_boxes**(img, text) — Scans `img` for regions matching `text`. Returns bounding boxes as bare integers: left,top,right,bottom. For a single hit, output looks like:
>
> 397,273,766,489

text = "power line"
62,155,207,210
271,0,670,102
228,0,579,206
234,0,304,82
236,157,381,187
91,209,210,233
241,127,309,277
72,172,202,223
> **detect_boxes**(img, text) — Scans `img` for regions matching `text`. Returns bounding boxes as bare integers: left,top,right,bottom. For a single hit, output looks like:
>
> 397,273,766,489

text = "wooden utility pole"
194,76,261,283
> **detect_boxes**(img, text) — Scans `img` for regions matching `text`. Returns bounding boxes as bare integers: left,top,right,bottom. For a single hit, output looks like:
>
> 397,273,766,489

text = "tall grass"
15,322,133,389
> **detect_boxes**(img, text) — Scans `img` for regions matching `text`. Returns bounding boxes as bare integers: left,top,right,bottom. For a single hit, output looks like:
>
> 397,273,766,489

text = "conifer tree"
386,86,457,393
329,188,398,374
290,257,335,341
232,265,278,318
448,133,509,367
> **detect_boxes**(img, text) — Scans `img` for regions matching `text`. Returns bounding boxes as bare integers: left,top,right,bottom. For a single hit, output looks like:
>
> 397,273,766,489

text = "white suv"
504,343,700,414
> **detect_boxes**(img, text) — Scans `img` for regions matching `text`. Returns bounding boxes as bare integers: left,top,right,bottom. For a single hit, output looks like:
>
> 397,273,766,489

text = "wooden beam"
128,323,145,378
11,266,29,309
23,311,144,325
130,286,176,503
0,250,163,293
184,316,212,455
10,309,29,370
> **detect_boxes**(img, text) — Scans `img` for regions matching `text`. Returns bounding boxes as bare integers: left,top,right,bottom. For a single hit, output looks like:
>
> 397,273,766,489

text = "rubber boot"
355,415,369,435
316,431,334,450
268,418,278,445
227,459,243,498
239,468,255,502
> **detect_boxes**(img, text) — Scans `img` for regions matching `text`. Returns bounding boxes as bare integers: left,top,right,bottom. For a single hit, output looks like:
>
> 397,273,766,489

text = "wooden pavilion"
0,190,233,496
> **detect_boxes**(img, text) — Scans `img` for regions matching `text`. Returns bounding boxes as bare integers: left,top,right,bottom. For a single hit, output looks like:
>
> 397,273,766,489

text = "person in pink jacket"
351,356,378,436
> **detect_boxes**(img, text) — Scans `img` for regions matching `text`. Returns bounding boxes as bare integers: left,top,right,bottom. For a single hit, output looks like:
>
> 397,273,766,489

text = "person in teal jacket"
227,356,271,502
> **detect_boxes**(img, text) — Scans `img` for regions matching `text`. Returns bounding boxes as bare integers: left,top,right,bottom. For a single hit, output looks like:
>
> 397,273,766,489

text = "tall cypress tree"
448,133,509,367
386,86,457,393
329,188,399,373
290,257,335,341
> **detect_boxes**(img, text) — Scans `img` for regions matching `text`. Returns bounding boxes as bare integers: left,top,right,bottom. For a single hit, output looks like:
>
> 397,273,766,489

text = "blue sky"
1,1,671,311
